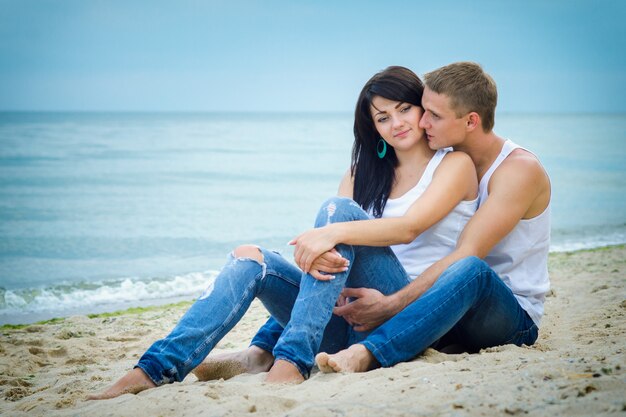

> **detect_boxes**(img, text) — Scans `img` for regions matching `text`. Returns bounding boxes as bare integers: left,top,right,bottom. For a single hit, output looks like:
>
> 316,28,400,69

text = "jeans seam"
274,277,342,376
360,340,390,367
181,270,263,370
263,269,300,289
504,323,537,345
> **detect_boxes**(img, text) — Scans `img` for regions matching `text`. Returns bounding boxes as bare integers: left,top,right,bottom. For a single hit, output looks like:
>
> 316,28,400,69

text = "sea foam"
0,270,218,324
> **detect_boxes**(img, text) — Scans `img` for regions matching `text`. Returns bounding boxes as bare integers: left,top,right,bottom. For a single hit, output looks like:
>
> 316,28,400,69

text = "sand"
1,245,624,416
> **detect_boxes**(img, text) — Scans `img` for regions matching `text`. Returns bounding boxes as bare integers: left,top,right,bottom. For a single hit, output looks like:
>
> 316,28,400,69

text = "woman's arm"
337,169,354,198
292,152,477,273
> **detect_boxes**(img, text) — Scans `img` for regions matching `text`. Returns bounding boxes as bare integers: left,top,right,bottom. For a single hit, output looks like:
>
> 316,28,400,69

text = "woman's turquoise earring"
377,138,387,159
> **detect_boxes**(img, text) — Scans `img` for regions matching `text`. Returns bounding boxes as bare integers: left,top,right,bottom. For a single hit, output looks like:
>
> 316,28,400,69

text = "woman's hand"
289,225,340,273
308,249,349,281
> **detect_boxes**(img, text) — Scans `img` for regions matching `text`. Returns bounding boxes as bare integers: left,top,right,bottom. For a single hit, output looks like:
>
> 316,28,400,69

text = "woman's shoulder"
438,150,475,173
435,150,478,200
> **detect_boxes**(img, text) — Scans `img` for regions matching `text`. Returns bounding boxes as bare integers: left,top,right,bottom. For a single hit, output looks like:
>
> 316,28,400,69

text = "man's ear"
466,112,480,131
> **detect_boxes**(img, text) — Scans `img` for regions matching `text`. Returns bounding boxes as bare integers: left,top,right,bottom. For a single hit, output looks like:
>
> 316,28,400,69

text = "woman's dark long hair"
352,66,424,217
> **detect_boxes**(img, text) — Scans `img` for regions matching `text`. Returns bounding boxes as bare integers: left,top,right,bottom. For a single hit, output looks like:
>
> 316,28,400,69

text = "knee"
232,244,264,263
458,256,486,269
318,197,365,223
445,256,490,278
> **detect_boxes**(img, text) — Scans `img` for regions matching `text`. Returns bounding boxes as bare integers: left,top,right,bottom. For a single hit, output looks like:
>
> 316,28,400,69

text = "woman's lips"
394,129,410,138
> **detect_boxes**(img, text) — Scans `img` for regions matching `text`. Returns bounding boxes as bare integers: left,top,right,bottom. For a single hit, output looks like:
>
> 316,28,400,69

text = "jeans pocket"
506,323,539,347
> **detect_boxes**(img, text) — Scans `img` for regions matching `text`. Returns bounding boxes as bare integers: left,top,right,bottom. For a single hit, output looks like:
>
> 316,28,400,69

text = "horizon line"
1,110,625,116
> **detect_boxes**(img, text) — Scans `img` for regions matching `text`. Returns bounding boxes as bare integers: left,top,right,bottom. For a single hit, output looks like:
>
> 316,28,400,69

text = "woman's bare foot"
265,359,304,384
315,344,378,373
87,368,156,400
192,346,274,381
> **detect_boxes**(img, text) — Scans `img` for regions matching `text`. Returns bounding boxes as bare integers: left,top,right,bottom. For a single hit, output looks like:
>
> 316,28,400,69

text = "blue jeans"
252,258,538,369
361,256,539,367
136,197,411,383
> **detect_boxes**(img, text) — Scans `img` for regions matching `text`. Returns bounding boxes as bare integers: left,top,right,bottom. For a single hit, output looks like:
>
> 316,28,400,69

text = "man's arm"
334,152,550,331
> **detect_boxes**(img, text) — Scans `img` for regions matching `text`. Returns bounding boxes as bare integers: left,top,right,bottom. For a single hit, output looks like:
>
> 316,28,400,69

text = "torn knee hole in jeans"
325,202,337,224
232,245,264,263
199,247,267,301
231,246,267,278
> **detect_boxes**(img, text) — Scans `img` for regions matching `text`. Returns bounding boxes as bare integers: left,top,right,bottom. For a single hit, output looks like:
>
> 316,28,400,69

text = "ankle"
350,344,377,371
128,367,157,386
247,346,274,366
265,359,305,383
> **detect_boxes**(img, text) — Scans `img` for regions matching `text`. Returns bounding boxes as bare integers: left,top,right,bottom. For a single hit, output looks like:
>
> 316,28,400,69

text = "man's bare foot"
192,346,274,381
264,360,304,384
87,368,156,400
315,344,378,373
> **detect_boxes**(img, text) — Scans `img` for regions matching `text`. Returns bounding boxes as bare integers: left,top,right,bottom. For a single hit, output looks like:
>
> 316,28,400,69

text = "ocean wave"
2,235,624,324
550,228,626,252
0,270,218,319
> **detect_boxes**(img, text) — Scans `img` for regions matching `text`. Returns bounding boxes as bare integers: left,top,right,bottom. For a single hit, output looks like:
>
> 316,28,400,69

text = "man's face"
419,87,469,150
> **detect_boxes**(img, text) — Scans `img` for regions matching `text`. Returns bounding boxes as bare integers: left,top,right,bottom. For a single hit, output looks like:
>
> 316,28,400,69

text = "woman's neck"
394,138,436,169
389,139,436,198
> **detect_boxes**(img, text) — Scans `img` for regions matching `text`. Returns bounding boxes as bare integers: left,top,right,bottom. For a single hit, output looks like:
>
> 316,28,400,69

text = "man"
315,61,551,372
194,61,551,377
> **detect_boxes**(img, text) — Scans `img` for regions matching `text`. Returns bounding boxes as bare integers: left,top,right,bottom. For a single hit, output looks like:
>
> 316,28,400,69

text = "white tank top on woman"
374,148,478,279
480,139,551,326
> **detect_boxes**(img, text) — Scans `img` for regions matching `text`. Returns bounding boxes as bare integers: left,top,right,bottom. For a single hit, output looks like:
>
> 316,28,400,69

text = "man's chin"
427,140,442,150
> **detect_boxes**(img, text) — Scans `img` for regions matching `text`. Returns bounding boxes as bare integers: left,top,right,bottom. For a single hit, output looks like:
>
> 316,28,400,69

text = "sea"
1,112,625,325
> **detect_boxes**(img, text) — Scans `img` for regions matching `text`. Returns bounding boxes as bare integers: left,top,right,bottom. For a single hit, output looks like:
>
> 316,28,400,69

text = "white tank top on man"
479,139,551,326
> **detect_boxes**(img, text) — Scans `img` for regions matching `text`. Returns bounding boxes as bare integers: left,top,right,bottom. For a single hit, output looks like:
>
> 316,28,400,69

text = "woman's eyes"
376,105,412,122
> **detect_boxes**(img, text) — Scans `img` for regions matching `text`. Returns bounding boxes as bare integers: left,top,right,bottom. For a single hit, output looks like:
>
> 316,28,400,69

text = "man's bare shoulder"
494,148,548,184
490,148,550,217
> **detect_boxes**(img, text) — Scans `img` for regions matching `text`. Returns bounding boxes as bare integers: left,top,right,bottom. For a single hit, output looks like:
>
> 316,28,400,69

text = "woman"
89,66,477,398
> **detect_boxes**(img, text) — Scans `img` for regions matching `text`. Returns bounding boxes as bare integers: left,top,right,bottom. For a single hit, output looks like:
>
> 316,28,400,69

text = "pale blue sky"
0,0,624,112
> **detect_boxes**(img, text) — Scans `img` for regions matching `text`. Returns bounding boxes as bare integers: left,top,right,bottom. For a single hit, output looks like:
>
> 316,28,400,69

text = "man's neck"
454,131,505,182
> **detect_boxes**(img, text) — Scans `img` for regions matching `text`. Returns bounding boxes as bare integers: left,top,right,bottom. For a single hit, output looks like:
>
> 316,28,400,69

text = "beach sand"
1,246,624,416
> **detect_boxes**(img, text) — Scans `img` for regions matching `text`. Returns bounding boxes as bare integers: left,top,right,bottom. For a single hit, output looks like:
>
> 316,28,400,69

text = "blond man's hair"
424,62,497,132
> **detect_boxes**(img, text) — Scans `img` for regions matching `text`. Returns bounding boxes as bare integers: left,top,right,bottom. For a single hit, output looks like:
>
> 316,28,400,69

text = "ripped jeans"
136,197,411,384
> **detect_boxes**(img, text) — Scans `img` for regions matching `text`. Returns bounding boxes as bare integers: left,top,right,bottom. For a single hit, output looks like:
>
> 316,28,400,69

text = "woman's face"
370,95,425,153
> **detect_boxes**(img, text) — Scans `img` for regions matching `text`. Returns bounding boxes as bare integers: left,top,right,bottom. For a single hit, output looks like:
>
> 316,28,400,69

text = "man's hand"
332,288,401,331
308,249,349,281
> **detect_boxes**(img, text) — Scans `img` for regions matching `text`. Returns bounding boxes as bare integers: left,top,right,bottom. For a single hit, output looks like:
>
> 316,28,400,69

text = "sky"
0,0,624,113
